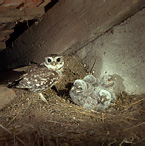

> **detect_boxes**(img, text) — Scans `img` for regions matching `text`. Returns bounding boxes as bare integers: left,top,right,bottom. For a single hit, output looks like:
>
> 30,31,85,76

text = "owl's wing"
8,76,23,88
15,66,59,91
7,65,37,87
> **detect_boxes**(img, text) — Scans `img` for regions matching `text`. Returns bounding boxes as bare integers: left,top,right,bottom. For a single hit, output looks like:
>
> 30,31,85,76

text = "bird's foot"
38,93,48,104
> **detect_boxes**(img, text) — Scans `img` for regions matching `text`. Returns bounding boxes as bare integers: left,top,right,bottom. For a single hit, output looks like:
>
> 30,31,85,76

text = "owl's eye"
108,78,112,81
78,86,82,90
48,58,52,62
57,58,61,62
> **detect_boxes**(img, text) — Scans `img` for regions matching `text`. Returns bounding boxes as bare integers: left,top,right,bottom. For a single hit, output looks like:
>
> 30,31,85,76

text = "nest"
0,55,145,145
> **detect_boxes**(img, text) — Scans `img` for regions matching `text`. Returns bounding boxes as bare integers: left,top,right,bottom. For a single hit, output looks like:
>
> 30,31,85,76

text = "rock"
0,86,16,110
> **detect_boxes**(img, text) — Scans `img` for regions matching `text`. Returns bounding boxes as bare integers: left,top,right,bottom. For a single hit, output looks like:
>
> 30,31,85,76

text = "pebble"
0,86,16,110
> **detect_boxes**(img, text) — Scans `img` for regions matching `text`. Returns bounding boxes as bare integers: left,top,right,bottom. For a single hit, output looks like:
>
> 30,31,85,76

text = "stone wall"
1,0,144,70
76,9,145,95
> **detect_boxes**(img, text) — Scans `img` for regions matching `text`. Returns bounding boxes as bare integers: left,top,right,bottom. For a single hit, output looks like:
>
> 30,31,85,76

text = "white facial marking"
44,56,64,70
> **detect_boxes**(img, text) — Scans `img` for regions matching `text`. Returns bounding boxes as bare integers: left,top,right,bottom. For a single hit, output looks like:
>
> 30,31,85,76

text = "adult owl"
9,54,64,103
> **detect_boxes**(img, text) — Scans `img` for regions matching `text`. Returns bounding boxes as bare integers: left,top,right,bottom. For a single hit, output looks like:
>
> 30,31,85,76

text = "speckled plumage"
10,54,64,103
16,65,59,92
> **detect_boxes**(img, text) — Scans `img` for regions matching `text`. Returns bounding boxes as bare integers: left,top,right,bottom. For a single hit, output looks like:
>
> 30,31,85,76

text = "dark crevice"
6,0,59,48
45,0,59,12
6,20,36,48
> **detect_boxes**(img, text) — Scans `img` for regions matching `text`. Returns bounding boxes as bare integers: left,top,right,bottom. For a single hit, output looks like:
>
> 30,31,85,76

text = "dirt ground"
0,55,145,146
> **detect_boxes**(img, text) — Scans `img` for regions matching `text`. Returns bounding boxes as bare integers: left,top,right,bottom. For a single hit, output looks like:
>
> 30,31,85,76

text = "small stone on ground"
0,86,16,110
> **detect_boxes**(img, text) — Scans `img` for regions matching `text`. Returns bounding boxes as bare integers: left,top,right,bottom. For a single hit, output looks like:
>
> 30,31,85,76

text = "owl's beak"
53,63,56,66
109,80,114,83
71,87,75,90
76,90,81,93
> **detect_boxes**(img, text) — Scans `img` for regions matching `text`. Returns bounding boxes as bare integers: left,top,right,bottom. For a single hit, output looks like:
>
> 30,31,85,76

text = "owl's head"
97,89,112,109
100,74,114,88
70,79,94,96
98,90,111,101
83,74,97,85
44,55,64,70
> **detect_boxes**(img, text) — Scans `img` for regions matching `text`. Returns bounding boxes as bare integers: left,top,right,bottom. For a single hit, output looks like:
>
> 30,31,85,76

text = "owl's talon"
38,93,48,104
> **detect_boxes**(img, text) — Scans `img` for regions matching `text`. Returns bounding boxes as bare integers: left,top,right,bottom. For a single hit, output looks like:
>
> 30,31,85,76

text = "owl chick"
81,84,113,111
83,96,98,110
99,73,116,101
83,74,99,86
69,79,94,106
70,74,116,111
9,54,64,103
100,73,114,88
95,89,112,111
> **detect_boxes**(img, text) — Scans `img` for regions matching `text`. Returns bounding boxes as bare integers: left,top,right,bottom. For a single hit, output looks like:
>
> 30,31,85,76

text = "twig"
37,137,41,146
14,128,16,146
118,119,131,125
56,138,59,146
42,136,45,146
0,124,25,145
123,122,145,131
140,110,145,113
101,141,105,146
123,116,138,121
77,111,99,118
7,115,18,126
119,138,126,146
0,124,11,134
46,120,73,126
126,98,145,109
33,132,37,146
108,139,117,146
90,58,96,74
102,113,105,123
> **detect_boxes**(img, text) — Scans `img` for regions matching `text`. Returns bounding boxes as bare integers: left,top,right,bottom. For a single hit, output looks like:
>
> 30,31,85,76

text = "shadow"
53,83,73,100
6,20,36,48
79,42,103,78
45,0,58,12
113,74,126,95
0,70,24,85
